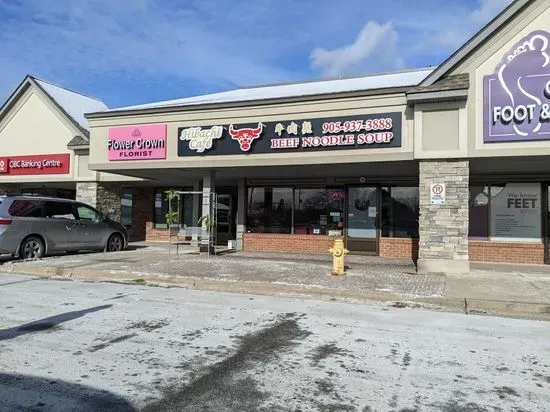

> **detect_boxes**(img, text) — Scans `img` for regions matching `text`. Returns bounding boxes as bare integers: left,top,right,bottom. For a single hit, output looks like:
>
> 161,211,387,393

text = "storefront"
85,0,550,272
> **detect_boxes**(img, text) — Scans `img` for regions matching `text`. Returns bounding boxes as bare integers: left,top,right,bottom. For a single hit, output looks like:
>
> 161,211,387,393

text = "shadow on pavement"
0,304,112,342
0,372,136,411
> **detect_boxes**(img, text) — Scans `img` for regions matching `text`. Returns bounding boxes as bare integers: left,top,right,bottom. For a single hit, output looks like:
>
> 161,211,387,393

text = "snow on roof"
34,78,108,130
112,68,434,112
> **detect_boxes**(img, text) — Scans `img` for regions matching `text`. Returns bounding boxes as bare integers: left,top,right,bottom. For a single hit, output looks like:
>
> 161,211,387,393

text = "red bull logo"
228,123,264,152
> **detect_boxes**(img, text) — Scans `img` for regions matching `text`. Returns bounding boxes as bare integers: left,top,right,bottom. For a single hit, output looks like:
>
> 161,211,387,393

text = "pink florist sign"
108,124,167,161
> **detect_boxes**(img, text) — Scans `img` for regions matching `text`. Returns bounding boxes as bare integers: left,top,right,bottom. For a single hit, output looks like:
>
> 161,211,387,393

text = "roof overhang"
86,86,412,120
407,89,469,104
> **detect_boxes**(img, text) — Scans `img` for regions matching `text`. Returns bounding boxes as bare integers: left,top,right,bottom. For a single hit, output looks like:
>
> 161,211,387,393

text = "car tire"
19,236,45,260
106,233,124,253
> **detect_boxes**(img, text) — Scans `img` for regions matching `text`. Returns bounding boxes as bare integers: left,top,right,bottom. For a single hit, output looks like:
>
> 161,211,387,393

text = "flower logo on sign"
132,129,142,137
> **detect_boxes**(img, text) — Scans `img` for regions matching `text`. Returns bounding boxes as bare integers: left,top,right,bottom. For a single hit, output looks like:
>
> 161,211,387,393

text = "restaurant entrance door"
346,186,378,254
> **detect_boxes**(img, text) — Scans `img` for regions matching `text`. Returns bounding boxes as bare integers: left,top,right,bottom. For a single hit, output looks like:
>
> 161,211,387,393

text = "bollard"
329,238,349,276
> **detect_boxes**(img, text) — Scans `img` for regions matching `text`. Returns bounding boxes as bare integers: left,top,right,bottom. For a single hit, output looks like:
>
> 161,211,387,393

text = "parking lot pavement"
0,274,548,411
1,245,445,298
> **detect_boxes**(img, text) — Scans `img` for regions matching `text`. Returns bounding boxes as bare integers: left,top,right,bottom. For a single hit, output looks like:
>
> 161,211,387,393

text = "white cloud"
470,0,513,24
310,21,404,77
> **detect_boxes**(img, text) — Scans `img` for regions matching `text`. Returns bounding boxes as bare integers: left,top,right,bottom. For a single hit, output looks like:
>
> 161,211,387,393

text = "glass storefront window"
121,190,133,227
469,185,489,239
154,188,192,229
294,188,345,235
467,183,542,242
247,187,292,233
381,187,419,238
489,183,541,242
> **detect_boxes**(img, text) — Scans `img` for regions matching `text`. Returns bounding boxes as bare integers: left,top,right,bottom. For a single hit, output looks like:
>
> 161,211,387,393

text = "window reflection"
294,188,344,235
247,187,292,233
381,186,419,238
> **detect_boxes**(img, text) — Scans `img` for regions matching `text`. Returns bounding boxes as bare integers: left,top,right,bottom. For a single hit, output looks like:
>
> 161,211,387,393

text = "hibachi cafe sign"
484,30,550,143
178,112,402,156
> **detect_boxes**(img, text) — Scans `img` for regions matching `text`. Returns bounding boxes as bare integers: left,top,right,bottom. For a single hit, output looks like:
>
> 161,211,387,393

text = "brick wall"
130,187,180,242
244,234,422,259
469,241,545,264
243,233,334,253
379,237,418,260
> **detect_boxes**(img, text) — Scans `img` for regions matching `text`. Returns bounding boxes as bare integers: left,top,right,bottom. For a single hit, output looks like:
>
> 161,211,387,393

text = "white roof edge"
108,67,434,113
31,76,105,103
31,76,108,131
238,67,435,89
421,0,531,86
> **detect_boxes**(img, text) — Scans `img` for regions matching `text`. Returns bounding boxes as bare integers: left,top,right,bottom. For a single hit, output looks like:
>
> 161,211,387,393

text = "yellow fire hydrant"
329,238,349,276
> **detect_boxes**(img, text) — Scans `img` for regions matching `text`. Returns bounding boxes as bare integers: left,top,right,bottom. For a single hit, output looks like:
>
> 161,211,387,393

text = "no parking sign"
430,183,446,205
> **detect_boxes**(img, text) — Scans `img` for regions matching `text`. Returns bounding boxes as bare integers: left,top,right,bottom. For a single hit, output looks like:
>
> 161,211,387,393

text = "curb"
3,262,550,321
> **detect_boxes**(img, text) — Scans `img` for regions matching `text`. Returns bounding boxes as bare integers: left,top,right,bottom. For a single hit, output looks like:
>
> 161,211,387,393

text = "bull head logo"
228,123,264,152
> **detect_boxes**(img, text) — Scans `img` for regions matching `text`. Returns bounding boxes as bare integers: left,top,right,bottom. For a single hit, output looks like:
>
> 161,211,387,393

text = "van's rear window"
8,200,43,217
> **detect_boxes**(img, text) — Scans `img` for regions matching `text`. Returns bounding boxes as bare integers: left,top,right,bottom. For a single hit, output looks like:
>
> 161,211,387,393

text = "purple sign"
484,30,550,143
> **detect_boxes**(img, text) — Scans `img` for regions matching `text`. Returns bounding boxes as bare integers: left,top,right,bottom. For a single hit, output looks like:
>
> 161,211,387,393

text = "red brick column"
130,188,153,242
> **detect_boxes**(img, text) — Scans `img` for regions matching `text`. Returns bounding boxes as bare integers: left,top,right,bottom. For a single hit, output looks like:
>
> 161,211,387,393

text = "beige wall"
450,0,550,158
77,154,93,178
413,101,467,159
0,84,140,185
88,93,414,171
0,87,77,183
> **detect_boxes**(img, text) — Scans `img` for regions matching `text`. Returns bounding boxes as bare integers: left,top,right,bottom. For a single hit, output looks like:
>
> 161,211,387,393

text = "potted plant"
164,189,180,254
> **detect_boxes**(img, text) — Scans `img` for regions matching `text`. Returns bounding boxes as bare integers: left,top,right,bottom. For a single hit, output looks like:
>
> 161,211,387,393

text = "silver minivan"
0,195,128,259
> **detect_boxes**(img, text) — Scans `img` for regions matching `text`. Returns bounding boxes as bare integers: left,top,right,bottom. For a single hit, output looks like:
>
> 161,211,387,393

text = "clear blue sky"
0,0,512,108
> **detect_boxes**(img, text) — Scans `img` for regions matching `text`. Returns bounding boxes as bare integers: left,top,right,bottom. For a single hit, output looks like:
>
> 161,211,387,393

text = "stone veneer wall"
76,182,122,222
418,160,470,273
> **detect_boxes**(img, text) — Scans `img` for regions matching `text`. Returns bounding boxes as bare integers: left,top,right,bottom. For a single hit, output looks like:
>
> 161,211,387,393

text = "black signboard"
177,112,402,156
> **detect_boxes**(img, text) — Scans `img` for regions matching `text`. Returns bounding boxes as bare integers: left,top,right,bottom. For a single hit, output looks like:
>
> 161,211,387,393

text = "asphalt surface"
0,273,548,412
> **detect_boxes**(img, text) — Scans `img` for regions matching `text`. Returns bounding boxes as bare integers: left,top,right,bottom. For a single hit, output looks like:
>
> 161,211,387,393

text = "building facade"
0,76,140,229
4,0,548,272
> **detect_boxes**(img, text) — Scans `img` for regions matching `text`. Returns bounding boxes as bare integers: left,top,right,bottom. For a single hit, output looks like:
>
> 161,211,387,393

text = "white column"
200,171,216,252
236,178,246,251
192,180,200,246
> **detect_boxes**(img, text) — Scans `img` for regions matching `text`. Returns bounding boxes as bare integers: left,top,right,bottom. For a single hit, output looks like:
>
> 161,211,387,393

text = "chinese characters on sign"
484,30,550,143
270,117,394,149
177,112,401,156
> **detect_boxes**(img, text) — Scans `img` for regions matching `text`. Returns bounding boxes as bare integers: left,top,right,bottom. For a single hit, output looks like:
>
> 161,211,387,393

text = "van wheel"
20,236,45,260
106,234,123,252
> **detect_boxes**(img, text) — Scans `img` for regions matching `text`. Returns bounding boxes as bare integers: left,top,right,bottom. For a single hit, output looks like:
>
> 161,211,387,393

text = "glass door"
346,186,378,254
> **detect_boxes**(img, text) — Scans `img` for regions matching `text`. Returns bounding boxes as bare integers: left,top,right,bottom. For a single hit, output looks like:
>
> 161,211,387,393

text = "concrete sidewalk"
1,243,549,320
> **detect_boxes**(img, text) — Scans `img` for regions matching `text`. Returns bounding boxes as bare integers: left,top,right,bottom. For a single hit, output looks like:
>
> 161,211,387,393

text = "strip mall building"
3,0,550,272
